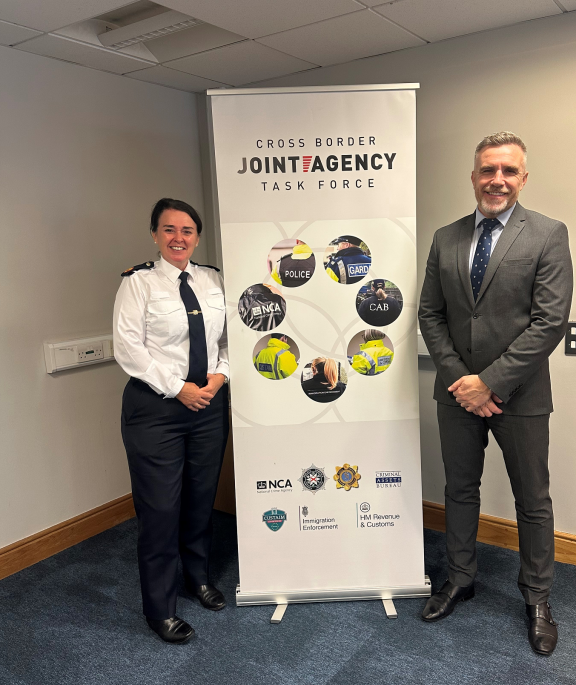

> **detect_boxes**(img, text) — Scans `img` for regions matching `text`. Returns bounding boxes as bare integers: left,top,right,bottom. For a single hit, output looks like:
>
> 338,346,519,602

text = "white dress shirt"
113,257,229,398
469,203,517,272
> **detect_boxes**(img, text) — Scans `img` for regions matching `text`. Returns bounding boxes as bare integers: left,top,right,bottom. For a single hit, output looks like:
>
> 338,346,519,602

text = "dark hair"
150,198,203,235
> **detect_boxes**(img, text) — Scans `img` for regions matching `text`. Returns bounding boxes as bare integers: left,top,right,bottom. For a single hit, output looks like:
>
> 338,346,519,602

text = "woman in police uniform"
113,198,229,644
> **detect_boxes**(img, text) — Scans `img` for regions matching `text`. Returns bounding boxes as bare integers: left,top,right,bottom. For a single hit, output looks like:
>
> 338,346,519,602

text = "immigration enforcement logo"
298,464,326,493
334,464,361,491
263,508,287,532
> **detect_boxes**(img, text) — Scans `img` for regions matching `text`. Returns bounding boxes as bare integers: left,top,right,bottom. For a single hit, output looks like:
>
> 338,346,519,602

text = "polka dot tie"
470,217,500,301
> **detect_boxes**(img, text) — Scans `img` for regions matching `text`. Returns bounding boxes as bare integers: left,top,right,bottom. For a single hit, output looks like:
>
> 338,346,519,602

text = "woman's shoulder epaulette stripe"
190,261,220,272
121,261,154,277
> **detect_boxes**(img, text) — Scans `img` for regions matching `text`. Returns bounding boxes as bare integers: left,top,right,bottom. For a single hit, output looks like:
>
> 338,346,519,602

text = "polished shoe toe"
422,580,475,622
527,602,558,656
146,616,195,644
193,584,226,611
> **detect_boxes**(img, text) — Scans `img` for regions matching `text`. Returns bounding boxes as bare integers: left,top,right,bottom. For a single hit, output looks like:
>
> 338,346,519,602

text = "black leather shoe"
422,580,475,622
192,584,226,611
146,616,195,644
526,602,558,656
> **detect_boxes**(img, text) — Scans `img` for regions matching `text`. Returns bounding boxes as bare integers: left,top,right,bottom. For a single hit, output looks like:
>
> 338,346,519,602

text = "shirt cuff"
164,378,185,399
215,361,229,379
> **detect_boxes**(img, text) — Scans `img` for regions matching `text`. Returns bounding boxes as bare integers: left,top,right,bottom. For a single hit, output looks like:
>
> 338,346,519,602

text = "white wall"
246,12,576,534
0,47,207,548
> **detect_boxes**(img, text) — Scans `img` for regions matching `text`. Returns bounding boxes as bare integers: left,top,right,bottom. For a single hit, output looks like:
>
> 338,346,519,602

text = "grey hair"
474,131,527,166
362,329,385,342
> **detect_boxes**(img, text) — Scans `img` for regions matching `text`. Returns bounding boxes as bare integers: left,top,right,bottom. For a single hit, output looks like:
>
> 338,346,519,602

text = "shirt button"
473,314,478,319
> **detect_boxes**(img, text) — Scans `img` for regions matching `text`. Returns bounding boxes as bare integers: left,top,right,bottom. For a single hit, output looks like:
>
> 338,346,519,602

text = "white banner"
209,85,428,604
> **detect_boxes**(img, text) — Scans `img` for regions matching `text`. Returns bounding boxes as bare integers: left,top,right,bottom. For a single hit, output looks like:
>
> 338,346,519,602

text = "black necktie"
470,217,500,301
178,271,208,386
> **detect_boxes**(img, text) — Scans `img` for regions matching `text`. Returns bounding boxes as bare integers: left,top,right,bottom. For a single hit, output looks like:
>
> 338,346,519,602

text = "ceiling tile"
14,33,153,74
557,0,576,8
373,0,562,42
125,64,226,91
257,9,424,67
0,20,41,46
165,40,317,86
145,22,245,62
0,1,138,33
158,0,360,38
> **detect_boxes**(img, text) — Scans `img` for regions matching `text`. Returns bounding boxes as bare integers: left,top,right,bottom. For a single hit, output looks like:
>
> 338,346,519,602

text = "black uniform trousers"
437,403,553,605
121,378,229,620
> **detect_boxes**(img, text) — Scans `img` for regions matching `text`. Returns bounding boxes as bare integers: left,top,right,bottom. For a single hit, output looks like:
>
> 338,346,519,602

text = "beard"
478,189,511,217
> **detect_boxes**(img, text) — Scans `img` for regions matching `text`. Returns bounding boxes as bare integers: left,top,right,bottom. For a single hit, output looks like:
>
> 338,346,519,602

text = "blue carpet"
0,512,575,685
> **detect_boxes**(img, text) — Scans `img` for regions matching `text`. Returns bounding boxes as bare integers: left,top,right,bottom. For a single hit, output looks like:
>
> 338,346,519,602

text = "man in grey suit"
418,132,572,656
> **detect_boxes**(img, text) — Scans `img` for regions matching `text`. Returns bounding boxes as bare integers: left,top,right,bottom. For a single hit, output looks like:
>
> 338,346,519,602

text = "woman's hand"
176,382,213,412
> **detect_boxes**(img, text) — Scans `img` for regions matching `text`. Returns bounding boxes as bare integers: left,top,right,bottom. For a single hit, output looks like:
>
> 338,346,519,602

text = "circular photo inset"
356,278,403,326
301,357,348,403
268,239,315,288
253,333,300,380
238,283,286,331
347,330,394,376
324,235,371,284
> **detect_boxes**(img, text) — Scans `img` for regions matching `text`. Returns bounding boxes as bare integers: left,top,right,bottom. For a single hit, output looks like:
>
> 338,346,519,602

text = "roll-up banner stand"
208,84,430,610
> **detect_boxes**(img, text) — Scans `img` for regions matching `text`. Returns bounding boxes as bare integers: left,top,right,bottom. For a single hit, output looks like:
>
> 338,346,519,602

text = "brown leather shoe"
422,580,475,622
146,616,195,644
526,602,558,656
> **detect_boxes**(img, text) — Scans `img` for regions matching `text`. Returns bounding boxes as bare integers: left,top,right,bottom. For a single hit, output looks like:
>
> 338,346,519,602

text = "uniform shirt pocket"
146,300,182,337
205,288,225,337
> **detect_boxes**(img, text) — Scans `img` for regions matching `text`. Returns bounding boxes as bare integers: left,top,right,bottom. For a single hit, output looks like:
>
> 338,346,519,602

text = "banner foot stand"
382,599,398,619
270,603,288,624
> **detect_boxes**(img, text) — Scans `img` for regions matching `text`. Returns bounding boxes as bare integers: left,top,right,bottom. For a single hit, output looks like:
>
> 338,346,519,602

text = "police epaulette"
190,260,220,272
121,261,154,277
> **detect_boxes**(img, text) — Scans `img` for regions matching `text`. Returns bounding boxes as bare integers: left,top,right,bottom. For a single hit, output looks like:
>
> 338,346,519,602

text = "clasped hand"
448,374,503,417
176,373,225,412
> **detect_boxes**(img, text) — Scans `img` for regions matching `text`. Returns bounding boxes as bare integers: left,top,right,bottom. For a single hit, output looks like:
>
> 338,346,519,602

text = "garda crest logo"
263,508,287,531
334,464,361,491
298,464,326,493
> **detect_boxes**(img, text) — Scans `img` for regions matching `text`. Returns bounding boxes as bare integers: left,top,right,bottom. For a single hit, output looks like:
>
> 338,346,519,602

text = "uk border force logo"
334,464,361,491
298,464,326,493
263,508,287,531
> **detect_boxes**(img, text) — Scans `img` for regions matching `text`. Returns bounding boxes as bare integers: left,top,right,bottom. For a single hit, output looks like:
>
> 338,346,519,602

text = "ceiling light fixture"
98,10,201,50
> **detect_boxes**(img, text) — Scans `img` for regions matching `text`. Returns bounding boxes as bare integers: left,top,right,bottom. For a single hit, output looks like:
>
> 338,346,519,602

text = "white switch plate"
44,334,114,373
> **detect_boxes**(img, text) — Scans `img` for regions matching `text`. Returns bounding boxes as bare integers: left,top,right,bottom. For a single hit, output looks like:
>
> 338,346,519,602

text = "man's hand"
176,382,213,412
448,375,493,412
205,373,226,397
473,393,503,417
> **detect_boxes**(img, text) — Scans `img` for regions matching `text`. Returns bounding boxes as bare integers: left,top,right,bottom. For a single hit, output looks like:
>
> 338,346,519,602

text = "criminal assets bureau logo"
263,508,287,531
298,464,326,493
375,471,402,488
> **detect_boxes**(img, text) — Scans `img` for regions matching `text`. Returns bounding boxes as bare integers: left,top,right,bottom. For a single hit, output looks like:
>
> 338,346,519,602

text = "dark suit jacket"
418,203,573,415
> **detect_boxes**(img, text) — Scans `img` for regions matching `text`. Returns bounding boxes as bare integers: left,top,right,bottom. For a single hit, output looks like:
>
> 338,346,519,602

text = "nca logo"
252,303,281,317
257,479,293,491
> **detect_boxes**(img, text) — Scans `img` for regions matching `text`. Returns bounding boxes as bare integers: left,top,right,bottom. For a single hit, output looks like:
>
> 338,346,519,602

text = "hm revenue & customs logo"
263,508,287,532
298,464,326,493
334,464,361,491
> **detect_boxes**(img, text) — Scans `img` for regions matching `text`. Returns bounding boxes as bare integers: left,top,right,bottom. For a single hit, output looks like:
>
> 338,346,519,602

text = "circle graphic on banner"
238,283,286,331
252,333,300,380
301,356,347,403
268,239,315,288
323,235,371,284
347,330,394,376
356,279,403,327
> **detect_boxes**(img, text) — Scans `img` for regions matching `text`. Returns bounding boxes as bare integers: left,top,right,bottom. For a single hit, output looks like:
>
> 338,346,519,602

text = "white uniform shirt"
468,203,516,272
113,257,229,398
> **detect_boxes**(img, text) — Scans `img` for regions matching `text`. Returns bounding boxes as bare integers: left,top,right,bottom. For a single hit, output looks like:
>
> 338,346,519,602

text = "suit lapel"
475,204,527,304
457,213,476,309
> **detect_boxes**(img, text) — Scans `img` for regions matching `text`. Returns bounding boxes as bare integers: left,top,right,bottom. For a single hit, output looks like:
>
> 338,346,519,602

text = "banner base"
236,577,431,606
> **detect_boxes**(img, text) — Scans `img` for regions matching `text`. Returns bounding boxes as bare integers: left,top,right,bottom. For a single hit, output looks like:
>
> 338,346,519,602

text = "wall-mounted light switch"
566,322,576,356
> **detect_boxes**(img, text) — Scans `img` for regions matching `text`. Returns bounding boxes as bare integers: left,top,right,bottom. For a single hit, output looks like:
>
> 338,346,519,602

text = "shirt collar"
158,256,195,283
475,203,516,229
